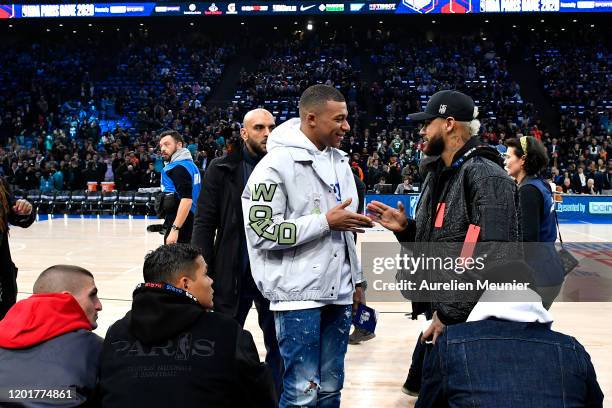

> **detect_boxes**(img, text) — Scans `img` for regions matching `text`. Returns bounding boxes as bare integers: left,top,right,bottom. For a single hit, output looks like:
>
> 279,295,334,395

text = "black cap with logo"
407,90,476,122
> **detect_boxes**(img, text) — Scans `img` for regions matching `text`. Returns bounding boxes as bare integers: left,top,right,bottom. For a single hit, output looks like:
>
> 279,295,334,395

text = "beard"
423,132,445,157
245,138,267,157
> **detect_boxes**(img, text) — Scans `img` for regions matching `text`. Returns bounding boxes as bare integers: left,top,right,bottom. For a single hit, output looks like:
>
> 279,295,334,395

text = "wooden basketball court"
10,216,612,406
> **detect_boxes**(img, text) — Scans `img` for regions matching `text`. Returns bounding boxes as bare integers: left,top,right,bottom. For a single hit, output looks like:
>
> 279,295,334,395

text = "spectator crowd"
1,25,610,198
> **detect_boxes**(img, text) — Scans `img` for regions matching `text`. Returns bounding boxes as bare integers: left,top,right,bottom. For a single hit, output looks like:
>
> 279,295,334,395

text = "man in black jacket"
191,108,283,396
367,90,521,395
99,244,276,408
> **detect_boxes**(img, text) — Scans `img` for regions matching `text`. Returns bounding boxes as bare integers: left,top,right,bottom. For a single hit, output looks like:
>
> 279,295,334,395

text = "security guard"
158,130,201,244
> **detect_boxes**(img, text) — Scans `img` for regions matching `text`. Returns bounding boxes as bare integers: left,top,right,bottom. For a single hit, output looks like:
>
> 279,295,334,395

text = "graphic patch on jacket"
249,183,297,245
330,182,341,203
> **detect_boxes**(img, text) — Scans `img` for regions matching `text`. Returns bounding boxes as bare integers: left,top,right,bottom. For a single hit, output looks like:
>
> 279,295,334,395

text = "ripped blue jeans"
274,305,352,408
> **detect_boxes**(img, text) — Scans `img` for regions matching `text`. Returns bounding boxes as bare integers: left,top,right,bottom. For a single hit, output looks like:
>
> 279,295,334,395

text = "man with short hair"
242,85,374,407
0,265,103,406
191,108,284,396
572,165,588,194
159,130,201,244
100,244,275,408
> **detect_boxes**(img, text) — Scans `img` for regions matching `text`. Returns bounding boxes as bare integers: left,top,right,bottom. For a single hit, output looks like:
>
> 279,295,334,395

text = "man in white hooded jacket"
242,85,373,408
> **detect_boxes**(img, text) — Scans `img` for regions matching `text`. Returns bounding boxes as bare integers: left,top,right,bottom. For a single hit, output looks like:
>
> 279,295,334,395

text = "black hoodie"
100,284,276,408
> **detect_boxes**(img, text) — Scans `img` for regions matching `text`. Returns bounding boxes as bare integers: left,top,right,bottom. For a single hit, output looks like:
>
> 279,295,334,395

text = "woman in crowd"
505,136,565,309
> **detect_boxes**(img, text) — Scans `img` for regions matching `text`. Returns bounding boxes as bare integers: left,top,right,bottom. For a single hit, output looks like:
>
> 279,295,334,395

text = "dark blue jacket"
417,319,604,408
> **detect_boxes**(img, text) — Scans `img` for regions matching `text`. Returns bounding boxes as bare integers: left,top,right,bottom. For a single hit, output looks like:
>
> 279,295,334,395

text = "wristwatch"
171,224,181,231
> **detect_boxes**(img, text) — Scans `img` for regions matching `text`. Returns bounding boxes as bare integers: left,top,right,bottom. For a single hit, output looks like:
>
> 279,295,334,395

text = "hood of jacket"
129,283,207,345
0,293,92,349
267,118,322,154
170,147,194,163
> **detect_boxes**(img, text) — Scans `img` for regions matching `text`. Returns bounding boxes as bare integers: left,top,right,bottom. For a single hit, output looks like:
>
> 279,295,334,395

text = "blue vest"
522,178,564,286
161,160,201,214
522,178,557,242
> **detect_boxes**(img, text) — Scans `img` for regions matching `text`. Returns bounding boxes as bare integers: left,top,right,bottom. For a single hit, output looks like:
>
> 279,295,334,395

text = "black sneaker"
147,224,164,233
348,327,376,344
401,371,420,397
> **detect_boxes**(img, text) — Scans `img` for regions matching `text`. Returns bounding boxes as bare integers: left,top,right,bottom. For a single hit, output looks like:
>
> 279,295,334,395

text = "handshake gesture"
326,198,374,233
366,200,409,233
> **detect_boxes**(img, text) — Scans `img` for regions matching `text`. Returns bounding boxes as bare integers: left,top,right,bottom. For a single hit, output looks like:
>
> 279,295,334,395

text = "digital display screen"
0,0,610,19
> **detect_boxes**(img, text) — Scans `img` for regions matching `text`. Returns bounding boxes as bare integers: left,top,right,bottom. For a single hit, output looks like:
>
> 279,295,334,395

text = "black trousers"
0,261,18,320
163,212,194,244
235,276,284,400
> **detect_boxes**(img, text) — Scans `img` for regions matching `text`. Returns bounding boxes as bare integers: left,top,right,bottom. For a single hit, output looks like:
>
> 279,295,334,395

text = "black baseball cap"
407,90,476,122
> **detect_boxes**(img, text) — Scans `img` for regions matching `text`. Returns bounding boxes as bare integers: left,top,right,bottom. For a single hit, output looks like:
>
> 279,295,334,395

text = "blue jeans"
274,305,352,408
416,319,604,408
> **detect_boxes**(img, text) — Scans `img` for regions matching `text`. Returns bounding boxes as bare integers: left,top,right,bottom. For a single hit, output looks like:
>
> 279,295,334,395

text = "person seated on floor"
99,244,276,408
0,265,104,407
416,262,604,408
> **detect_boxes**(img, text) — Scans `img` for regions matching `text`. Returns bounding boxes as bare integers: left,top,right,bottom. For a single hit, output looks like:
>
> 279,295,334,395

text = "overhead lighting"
240,22,244,25
274,26,278,30
572,19,577,22
482,37,487,41
531,28,535,31
190,22,194,26
88,23,92,27
432,19,436,24
307,23,313,30
561,27,565,31
484,19,489,23
590,24,595,28
46,28,50,32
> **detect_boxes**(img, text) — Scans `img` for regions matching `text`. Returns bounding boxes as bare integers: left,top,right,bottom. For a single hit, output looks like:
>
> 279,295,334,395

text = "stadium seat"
115,191,136,215
69,191,88,214
51,191,72,214
85,191,102,214
133,192,152,215
100,191,119,214
26,190,42,213
39,192,56,214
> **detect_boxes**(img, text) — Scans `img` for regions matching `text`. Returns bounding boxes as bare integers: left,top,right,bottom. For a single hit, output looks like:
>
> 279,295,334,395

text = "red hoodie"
0,293,92,349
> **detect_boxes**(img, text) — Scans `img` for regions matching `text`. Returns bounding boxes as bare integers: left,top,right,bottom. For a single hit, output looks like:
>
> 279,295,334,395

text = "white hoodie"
241,118,362,310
